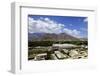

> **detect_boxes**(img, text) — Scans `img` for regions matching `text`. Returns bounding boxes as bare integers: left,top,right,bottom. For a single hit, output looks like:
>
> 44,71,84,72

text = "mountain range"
28,33,87,41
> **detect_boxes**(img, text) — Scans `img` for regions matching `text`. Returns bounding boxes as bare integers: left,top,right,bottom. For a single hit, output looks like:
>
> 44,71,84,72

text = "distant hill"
79,38,88,41
28,33,81,41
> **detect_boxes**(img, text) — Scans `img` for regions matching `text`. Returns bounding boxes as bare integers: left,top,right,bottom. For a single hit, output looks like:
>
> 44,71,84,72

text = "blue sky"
28,15,88,38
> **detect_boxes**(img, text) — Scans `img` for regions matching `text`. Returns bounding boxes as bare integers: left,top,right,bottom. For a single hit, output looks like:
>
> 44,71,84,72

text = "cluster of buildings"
32,44,88,61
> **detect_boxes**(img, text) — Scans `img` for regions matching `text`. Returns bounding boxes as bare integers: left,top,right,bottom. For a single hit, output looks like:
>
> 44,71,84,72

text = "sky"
28,15,88,38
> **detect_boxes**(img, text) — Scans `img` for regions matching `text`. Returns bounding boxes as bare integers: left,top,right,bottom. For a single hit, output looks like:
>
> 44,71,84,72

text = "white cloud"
63,28,81,38
28,17,64,34
81,28,87,32
28,17,81,38
83,18,88,22
69,24,73,26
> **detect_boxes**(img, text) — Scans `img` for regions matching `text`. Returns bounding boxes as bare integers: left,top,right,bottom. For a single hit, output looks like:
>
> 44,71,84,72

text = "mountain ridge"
28,33,86,41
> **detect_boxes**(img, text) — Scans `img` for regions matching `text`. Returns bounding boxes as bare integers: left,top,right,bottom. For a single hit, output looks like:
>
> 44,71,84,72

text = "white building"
52,44,78,49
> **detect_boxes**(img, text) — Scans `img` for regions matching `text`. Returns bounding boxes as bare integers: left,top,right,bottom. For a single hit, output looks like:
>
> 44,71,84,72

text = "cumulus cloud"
69,24,73,26
83,18,88,22
28,17,81,38
81,28,87,32
28,17,64,34
63,28,81,38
